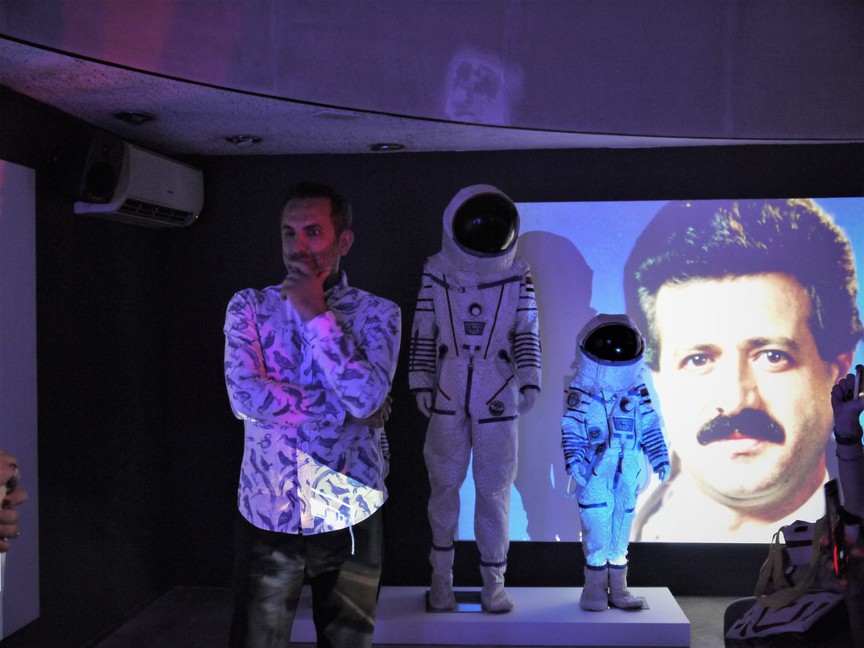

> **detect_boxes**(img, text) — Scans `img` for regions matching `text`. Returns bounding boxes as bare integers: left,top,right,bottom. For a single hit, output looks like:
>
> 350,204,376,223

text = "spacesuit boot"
608,563,644,609
480,563,514,613
429,547,457,610
580,565,609,611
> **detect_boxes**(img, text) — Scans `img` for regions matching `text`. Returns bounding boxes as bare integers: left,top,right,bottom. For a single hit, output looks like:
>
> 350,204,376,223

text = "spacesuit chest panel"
424,274,524,419
600,391,640,450
435,276,519,361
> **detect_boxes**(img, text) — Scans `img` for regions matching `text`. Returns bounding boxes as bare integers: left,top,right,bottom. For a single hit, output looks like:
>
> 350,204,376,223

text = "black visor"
452,194,518,254
582,323,643,362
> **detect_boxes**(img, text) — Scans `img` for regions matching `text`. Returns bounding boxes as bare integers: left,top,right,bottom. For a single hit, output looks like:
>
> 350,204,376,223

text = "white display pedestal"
290,586,690,646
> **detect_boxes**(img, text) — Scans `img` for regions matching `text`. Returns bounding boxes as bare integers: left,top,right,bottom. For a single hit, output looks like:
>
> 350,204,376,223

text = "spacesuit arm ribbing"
513,269,541,392
408,271,439,393
636,385,670,475
642,428,669,476
561,388,591,475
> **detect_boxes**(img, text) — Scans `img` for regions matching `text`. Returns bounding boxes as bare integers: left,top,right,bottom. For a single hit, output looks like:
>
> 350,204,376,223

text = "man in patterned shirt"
224,182,401,648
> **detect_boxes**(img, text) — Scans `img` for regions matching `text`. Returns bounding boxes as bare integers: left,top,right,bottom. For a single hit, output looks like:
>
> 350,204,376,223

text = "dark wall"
1,88,176,648
2,86,864,646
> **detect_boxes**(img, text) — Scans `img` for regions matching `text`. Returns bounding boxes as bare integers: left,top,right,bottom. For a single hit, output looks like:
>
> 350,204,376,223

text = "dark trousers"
229,509,383,648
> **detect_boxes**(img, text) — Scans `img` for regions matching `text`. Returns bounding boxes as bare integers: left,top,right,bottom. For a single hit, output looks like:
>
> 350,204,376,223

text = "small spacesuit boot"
480,563,514,613
429,546,457,610
608,563,643,609
580,565,609,611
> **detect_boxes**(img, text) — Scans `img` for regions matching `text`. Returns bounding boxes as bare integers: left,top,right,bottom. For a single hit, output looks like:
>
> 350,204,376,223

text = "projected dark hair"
624,199,863,370
283,182,353,233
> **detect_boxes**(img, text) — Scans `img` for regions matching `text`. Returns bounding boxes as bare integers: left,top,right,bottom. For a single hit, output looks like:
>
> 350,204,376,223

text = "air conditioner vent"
116,199,196,227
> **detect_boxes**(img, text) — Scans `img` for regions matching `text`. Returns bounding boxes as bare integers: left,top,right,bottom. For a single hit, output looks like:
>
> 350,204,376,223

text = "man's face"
651,272,852,510
280,197,352,278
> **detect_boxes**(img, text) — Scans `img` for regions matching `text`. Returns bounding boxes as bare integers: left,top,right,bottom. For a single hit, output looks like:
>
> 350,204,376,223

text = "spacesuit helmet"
580,317,644,364
573,314,645,392
438,184,521,276
452,193,518,254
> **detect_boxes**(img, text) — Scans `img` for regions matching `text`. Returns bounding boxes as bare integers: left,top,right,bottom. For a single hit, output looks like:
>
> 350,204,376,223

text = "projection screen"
456,197,864,544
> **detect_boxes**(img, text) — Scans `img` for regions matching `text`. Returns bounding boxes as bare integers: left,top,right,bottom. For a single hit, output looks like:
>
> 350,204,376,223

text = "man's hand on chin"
281,259,328,321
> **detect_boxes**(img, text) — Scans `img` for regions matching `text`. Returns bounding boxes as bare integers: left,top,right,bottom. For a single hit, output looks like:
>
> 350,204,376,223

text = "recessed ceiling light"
114,111,155,126
225,135,263,147
370,142,405,152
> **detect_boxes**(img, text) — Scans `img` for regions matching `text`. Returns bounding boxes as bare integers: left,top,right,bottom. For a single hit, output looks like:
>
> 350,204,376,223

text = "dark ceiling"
1,1,862,156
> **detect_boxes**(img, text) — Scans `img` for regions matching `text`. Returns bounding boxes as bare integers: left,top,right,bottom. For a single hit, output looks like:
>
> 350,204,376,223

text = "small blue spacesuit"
561,314,669,611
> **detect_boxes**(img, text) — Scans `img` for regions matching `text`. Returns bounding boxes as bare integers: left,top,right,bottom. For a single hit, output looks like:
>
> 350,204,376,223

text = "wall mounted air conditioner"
74,134,203,227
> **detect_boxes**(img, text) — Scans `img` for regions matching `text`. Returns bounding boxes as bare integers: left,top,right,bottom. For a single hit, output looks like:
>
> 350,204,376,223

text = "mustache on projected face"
696,409,785,445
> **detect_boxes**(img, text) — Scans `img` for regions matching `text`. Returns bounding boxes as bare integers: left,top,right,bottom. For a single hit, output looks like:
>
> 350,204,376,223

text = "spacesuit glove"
567,461,588,487
415,392,432,418
656,466,669,483
518,388,537,414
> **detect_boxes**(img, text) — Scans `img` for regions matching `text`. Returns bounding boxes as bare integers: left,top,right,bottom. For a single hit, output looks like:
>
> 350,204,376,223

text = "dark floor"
91,587,736,648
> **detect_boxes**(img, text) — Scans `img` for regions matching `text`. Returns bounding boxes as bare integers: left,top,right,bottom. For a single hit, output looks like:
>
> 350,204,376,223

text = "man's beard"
696,408,785,445
286,252,327,276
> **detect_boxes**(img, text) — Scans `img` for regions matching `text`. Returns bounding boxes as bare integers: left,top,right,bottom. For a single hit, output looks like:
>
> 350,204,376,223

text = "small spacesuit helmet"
581,321,644,363
452,193,518,254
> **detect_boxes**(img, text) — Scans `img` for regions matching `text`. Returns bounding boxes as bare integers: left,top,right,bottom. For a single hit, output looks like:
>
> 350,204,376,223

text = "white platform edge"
290,586,690,646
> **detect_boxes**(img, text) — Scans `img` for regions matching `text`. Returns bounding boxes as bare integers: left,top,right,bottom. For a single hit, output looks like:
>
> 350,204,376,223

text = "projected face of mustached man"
651,272,852,514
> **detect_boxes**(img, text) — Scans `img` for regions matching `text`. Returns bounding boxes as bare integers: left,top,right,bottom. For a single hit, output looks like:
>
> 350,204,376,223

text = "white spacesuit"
561,314,669,611
409,185,541,613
